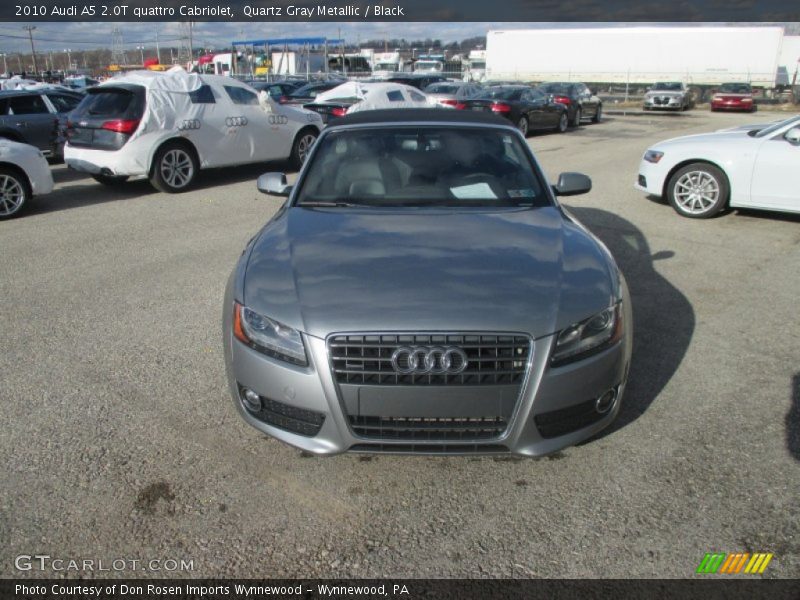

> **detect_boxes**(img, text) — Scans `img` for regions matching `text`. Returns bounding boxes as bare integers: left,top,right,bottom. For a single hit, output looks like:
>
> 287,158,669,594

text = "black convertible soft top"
328,108,512,128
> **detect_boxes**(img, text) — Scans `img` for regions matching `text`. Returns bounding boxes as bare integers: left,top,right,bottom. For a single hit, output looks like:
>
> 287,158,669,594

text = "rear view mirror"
257,172,292,197
553,172,592,197
785,127,800,144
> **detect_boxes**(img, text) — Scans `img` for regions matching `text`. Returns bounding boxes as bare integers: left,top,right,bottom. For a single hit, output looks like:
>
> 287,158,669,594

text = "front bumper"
223,295,633,457
643,96,685,110
634,157,669,197
711,99,754,111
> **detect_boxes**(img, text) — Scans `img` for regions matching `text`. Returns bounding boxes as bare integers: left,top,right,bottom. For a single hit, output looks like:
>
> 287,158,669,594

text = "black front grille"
349,415,507,440
329,334,530,386
534,398,604,439
349,443,509,454
239,386,325,437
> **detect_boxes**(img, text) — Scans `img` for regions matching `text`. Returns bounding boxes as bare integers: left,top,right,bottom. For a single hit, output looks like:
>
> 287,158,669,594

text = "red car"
710,83,757,112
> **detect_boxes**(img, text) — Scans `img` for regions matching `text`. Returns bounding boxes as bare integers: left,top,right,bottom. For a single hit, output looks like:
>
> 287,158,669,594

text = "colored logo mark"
696,552,773,574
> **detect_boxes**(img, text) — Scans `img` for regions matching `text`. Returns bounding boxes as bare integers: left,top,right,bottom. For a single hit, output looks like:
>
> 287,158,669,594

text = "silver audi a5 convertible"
223,109,633,456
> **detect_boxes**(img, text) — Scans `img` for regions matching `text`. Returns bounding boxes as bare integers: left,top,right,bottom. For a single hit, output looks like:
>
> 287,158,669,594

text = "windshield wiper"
299,201,358,207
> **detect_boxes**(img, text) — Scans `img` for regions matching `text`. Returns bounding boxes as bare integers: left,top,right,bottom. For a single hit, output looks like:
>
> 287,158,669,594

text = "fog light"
595,389,617,414
241,388,262,412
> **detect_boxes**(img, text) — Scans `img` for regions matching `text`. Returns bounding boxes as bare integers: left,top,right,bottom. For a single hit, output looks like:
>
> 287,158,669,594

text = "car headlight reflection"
233,301,308,366
551,304,623,366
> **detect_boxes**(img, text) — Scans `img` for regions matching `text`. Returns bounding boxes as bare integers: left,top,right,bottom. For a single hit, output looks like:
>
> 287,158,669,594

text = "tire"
555,112,568,133
643,106,650,111
592,104,602,123
667,163,729,219
92,174,130,186
517,116,529,137
290,128,318,170
150,142,198,193
0,166,31,220
750,105,758,113
571,107,582,127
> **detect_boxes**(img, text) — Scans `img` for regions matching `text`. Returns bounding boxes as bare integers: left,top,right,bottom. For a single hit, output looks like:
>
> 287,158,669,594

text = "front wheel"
667,163,729,219
517,116,529,137
592,104,602,123
571,107,582,127
150,143,198,193
0,167,31,220
555,112,568,133
290,128,318,170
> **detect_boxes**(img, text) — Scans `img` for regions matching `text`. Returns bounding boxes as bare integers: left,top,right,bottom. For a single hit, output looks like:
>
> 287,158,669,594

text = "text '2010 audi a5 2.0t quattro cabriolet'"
223,109,633,456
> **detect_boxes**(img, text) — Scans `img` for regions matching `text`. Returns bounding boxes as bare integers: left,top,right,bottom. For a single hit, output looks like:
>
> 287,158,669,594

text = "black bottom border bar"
2,579,800,600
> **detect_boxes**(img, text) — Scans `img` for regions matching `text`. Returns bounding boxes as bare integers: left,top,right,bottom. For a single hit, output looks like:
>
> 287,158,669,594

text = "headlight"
741,97,753,103
713,94,723,100
232,302,308,366
644,150,664,164
551,304,623,366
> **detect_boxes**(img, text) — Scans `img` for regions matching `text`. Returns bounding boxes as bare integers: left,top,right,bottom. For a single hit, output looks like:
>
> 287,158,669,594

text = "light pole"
136,45,145,65
23,25,38,75
64,48,72,73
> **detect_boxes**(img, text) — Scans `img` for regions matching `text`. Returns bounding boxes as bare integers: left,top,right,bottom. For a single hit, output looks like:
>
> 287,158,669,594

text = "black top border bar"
1,0,799,21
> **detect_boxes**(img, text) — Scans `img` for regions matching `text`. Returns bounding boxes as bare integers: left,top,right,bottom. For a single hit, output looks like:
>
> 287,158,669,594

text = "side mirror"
553,172,592,197
257,172,292,197
785,127,800,144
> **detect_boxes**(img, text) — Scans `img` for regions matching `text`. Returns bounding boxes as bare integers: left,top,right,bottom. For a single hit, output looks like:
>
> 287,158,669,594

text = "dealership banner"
2,0,799,21
3,580,800,600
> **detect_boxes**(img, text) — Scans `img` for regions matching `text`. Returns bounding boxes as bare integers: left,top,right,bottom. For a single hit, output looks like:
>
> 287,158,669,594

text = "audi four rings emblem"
390,346,468,375
269,115,289,125
225,116,248,127
178,119,201,131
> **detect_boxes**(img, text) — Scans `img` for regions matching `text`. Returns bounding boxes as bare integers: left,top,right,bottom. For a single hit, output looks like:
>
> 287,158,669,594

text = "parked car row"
299,78,604,136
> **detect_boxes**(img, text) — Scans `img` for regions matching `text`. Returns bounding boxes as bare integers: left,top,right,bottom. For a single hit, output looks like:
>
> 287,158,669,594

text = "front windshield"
415,61,442,71
719,83,752,94
375,63,398,71
652,82,683,91
754,115,800,138
295,126,548,208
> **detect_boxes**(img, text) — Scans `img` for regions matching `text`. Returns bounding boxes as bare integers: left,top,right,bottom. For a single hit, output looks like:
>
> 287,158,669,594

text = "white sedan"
635,115,800,218
0,139,54,219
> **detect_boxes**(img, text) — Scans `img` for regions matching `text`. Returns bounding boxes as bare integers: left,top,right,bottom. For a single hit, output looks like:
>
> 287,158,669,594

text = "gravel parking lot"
1,110,798,579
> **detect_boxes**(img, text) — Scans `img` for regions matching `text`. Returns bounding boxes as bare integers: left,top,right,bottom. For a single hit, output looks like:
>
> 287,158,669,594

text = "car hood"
652,129,753,148
243,206,616,339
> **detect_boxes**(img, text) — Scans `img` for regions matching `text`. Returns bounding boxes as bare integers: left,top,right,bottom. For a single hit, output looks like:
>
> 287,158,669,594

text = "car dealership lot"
1,111,798,578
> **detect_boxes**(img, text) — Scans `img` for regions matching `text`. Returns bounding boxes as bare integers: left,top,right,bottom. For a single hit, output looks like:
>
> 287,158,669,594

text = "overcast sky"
1,22,792,54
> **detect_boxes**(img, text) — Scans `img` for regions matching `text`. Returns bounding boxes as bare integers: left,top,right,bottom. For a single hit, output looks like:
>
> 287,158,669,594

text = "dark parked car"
0,89,83,159
383,73,449,90
536,82,603,127
283,80,345,105
246,80,304,104
461,85,569,136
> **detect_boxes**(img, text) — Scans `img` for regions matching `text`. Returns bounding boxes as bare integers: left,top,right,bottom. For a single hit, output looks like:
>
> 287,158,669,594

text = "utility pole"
23,26,38,75
155,26,161,64
188,21,193,65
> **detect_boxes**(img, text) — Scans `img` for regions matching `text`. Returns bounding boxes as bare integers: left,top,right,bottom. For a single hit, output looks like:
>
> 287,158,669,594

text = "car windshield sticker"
450,183,497,199
508,189,536,198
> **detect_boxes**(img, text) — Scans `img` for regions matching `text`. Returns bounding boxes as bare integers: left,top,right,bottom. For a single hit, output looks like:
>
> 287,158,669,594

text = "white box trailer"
486,27,784,87
777,36,800,85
